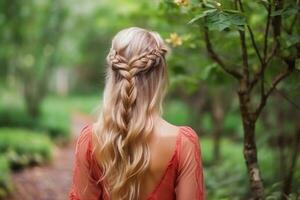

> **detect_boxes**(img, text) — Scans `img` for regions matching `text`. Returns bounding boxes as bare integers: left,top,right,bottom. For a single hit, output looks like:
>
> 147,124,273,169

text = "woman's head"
93,27,168,200
108,27,168,116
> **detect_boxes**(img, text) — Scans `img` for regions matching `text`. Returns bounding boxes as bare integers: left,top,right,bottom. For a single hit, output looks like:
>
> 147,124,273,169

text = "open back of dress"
69,125,205,200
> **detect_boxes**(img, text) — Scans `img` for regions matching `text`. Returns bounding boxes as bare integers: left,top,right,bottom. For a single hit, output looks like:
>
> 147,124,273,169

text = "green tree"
164,0,300,199
0,0,67,117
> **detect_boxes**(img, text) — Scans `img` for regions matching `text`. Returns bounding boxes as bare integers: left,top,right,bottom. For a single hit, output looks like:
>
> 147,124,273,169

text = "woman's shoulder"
177,126,201,156
176,126,202,168
75,124,93,156
179,126,200,144
78,124,93,141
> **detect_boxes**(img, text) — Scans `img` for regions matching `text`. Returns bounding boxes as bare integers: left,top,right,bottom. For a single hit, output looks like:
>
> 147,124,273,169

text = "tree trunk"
23,75,48,118
24,81,41,118
238,90,264,199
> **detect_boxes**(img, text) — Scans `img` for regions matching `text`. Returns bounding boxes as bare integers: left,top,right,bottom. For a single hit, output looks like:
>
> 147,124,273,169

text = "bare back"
139,117,181,199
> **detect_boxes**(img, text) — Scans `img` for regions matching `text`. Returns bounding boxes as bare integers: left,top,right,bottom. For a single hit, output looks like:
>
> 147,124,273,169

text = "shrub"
0,128,53,170
0,106,70,143
37,116,70,144
0,156,13,200
0,107,35,128
0,94,101,143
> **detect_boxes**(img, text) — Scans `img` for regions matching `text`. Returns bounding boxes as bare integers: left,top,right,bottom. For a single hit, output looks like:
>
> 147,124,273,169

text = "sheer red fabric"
69,125,205,200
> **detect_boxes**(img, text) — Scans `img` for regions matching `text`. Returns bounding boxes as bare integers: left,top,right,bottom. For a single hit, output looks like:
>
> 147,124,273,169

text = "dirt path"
8,113,93,200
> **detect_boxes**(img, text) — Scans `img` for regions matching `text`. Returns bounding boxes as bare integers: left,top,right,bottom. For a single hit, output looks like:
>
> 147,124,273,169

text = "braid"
129,48,168,75
107,47,167,135
102,44,168,199
107,50,137,135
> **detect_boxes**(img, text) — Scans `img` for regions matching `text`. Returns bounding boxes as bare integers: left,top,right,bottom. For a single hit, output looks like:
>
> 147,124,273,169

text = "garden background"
0,0,300,199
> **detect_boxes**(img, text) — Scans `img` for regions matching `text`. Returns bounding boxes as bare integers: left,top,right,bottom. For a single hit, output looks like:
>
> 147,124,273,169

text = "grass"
0,128,53,169
42,94,101,115
0,156,13,200
0,93,101,142
39,95,100,142
0,127,53,199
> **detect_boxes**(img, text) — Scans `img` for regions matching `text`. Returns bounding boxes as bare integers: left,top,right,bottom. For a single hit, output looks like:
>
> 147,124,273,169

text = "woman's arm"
175,126,205,200
69,125,102,200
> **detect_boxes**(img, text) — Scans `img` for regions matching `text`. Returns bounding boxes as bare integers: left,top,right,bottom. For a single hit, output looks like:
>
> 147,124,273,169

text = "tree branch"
250,45,279,91
236,0,251,84
261,2,271,100
272,0,283,47
254,61,295,119
275,87,300,111
236,0,263,89
287,0,299,35
265,43,278,64
263,3,271,59
239,30,250,84
203,26,242,80
249,1,276,91
247,26,263,65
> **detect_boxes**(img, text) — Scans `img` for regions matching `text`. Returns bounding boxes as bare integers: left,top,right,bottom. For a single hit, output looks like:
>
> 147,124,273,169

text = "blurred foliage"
163,100,191,125
201,137,300,199
0,0,69,117
0,91,101,143
0,128,53,199
0,128,53,169
0,156,13,200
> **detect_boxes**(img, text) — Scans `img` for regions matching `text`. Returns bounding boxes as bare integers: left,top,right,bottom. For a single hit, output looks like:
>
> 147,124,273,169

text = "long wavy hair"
92,27,169,200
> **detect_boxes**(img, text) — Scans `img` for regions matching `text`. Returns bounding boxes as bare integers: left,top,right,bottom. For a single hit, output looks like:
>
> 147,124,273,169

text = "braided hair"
93,27,168,200
108,47,167,135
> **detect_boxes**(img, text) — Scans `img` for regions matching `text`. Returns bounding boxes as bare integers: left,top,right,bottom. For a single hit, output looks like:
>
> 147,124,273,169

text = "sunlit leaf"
206,10,246,31
203,0,222,8
188,9,217,24
189,9,246,31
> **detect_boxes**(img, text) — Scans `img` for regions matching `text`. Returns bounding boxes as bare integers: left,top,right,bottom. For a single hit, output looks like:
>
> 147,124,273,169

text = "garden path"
8,112,93,200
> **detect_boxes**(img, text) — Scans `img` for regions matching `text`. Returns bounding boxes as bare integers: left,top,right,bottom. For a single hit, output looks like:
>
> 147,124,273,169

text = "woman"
69,27,205,200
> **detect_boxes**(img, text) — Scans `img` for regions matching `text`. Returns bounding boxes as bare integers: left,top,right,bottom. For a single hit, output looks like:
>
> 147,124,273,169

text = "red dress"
69,125,205,200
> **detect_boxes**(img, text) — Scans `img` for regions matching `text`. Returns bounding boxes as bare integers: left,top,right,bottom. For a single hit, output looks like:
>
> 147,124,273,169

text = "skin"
91,111,181,199
139,111,181,199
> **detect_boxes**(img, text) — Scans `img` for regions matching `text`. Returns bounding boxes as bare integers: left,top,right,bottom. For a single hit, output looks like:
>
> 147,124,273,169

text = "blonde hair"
92,27,169,200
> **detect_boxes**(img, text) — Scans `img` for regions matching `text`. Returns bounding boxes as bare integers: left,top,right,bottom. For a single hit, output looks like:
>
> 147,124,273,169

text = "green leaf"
203,0,222,9
206,10,246,31
222,9,242,14
189,8,246,31
188,9,217,24
200,63,218,80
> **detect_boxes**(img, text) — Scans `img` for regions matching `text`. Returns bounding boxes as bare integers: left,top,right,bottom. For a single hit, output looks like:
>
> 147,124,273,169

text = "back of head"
93,27,169,200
